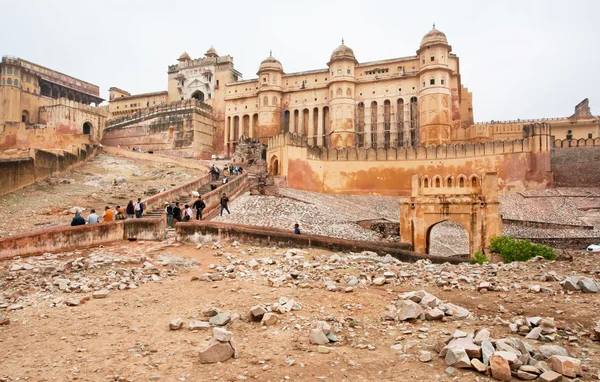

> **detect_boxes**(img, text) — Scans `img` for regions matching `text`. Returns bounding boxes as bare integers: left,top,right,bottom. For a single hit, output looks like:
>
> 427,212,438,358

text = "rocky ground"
1,239,599,381
0,154,204,238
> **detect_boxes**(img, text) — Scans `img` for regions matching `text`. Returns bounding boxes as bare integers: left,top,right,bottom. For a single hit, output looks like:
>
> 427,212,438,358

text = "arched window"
471,176,478,187
447,177,453,187
346,88,352,97
423,177,429,188
435,177,441,188
336,88,342,97
7,67,13,75
22,110,29,123
263,96,268,106
7,78,12,85
459,176,465,187
272,96,277,105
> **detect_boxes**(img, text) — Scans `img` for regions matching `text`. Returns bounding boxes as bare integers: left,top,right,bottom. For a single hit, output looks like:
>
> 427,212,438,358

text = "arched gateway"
399,171,502,258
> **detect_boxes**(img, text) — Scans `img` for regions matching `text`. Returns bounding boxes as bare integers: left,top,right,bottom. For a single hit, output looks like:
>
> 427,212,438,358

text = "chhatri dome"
178,51,191,61
329,39,357,63
258,51,283,73
420,24,448,47
205,46,218,57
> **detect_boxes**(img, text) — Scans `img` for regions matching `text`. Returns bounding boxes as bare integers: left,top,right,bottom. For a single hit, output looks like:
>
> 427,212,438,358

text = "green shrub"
489,236,555,263
472,251,489,265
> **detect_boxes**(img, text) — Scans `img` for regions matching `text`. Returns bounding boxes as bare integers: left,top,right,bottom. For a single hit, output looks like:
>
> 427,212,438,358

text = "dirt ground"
1,240,598,381
0,154,205,238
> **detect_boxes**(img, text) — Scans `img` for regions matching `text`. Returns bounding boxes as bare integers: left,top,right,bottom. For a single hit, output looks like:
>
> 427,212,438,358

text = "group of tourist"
209,164,244,181
164,193,231,227
70,199,145,226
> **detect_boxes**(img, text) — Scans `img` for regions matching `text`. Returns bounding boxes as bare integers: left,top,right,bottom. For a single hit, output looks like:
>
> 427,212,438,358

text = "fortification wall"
0,122,93,151
552,138,600,187
102,103,216,159
45,98,107,142
268,132,552,195
0,144,98,196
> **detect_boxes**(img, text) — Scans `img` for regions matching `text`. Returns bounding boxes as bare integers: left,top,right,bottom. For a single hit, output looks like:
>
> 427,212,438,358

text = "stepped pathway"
144,175,238,221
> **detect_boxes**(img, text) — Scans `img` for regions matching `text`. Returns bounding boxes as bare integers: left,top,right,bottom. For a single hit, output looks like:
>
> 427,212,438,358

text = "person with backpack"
165,202,175,227
134,198,144,218
126,200,135,219
173,202,182,223
193,196,206,220
115,205,126,220
220,193,230,216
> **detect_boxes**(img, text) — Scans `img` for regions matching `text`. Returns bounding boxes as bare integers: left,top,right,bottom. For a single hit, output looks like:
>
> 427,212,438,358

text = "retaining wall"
552,144,600,187
0,144,98,196
176,221,466,265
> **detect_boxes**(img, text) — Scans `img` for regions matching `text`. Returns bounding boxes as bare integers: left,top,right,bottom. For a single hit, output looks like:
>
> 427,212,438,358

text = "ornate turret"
327,39,357,149
417,25,453,146
205,46,218,58
178,51,191,62
256,51,284,144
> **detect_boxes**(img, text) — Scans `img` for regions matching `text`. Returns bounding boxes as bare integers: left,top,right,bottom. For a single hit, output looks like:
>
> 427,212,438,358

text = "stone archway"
399,171,502,258
82,121,93,135
191,90,204,102
269,155,279,176
426,220,470,257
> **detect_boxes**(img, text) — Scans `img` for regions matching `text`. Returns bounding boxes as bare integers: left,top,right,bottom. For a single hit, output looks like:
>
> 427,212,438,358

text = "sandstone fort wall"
102,100,216,159
267,132,553,195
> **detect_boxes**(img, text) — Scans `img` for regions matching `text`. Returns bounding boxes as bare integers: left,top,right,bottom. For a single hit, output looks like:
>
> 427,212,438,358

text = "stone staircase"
144,175,238,221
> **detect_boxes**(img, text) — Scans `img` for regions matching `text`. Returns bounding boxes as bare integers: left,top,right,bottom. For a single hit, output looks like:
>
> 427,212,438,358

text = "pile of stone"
439,328,583,381
248,297,302,326
309,321,339,345
497,316,558,342
383,290,471,322
198,328,239,364
560,276,598,293
1,243,192,311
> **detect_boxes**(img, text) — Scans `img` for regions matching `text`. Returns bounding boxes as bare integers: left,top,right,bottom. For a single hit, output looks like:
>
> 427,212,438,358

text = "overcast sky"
2,0,599,121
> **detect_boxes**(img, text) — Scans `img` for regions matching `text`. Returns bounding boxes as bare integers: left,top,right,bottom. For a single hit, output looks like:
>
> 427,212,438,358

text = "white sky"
2,0,599,122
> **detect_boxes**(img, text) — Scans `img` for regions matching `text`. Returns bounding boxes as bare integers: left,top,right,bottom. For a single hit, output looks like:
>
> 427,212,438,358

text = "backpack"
116,212,126,220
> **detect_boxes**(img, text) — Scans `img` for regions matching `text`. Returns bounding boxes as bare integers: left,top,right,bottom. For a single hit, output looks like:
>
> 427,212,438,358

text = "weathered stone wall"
102,102,216,158
176,221,466,265
551,139,600,187
0,218,165,260
0,144,98,196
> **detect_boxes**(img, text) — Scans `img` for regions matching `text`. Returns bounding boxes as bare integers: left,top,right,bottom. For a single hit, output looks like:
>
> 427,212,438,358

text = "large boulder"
397,300,424,321
198,342,234,364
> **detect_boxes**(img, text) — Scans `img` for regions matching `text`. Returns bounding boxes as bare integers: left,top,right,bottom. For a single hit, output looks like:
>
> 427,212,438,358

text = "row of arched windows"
1,78,19,86
421,175,480,188
1,67,19,76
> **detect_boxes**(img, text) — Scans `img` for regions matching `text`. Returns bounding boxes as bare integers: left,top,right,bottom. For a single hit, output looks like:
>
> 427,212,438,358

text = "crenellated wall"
267,123,555,195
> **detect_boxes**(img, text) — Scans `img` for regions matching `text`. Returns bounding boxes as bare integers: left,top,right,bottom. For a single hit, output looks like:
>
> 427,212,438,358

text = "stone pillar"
290,110,295,133
364,105,372,148
317,107,324,146
308,108,314,143
249,114,254,138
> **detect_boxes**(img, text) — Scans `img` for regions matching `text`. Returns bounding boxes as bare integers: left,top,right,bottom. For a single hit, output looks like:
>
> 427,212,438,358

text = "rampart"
0,144,98,196
102,99,216,158
267,123,554,195
0,218,165,260
176,222,467,265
